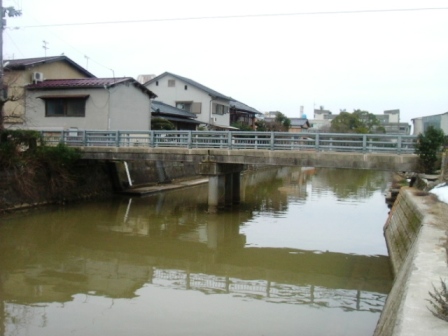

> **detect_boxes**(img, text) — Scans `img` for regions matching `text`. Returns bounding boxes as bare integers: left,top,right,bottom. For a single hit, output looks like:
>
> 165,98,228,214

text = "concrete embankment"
374,187,448,336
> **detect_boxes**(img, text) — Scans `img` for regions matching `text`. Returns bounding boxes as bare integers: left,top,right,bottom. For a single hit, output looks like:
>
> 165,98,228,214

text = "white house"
144,72,235,130
23,77,156,131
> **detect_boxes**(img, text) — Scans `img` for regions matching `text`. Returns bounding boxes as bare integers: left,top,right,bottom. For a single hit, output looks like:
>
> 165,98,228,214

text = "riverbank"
374,187,448,335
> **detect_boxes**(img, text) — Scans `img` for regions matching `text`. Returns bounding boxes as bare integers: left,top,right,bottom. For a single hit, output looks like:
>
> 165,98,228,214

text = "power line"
13,7,448,29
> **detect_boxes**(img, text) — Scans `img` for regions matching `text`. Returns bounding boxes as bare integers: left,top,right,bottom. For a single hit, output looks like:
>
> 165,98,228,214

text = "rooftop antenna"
84,55,89,69
42,40,49,57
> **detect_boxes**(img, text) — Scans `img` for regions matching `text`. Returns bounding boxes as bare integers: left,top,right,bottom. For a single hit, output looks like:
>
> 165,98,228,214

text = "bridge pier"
199,162,245,213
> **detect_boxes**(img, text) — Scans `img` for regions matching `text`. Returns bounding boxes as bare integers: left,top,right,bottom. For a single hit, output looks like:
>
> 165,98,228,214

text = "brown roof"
26,77,157,99
4,56,96,78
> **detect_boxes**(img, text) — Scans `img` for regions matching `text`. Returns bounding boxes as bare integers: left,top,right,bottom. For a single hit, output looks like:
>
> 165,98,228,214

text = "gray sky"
3,0,448,124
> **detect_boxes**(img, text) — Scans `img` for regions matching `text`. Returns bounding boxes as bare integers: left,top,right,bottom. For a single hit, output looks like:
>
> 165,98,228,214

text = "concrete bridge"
40,130,419,211
79,146,418,172
79,146,418,212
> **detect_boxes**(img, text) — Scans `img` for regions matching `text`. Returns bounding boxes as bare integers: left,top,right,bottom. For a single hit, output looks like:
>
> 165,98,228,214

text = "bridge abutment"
199,162,245,213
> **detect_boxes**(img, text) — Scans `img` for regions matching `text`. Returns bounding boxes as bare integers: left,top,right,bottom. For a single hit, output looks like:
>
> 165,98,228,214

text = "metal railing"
39,130,418,154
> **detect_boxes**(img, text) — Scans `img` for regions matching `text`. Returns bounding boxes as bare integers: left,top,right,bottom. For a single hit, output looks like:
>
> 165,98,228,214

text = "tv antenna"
42,40,49,57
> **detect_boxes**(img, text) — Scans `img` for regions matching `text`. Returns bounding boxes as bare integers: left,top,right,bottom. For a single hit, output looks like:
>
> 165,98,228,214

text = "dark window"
156,81,159,86
213,103,229,115
184,85,188,90
44,98,87,117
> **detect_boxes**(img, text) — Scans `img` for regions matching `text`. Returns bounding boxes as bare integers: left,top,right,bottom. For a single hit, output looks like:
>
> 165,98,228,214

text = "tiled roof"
230,99,261,115
146,72,230,101
151,100,197,119
4,56,96,78
26,77,157,98
290,118,310,127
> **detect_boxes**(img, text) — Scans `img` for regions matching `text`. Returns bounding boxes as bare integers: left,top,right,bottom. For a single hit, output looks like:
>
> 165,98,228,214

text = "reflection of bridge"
1,218,392,310
153,268,385,312
0,166,393,329
1,243,391,313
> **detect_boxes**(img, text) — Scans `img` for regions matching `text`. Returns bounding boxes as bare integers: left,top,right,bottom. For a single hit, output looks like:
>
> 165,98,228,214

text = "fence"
39,130,418,154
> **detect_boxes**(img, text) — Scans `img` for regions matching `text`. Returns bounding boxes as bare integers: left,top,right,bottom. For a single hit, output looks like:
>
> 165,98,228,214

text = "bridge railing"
39,130,417,154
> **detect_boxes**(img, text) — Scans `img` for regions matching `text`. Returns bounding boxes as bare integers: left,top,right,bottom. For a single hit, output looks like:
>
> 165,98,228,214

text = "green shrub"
151,117,175,130
415,126,445,173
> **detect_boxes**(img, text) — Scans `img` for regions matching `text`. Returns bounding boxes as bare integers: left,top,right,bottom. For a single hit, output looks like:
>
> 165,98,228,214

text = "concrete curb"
374,188,448,335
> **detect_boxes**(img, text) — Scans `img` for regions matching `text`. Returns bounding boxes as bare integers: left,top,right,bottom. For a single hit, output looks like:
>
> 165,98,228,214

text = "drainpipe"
104,85,111,130
209,96,214,129
124,161,132,187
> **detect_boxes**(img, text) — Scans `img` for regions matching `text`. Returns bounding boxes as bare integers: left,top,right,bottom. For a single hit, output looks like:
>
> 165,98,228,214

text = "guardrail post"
228,131,233,149
82,130,87,146
188,131,192,149
151,131,156,147
397,135,402,154
270,132,274,150
114,131,119,147
362,134,367,153
315,133,320,151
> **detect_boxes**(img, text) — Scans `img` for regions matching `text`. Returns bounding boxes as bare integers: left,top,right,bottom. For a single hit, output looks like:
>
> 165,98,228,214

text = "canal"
0,167,394,336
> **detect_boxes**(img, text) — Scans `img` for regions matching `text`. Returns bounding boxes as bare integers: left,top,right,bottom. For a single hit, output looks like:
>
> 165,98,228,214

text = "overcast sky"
3,0,448,124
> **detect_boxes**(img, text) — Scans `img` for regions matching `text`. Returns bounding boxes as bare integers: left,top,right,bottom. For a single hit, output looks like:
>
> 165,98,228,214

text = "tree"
0,3,22,130
330,109,385,134
256,112,291,132
415,126,446,173
231,121,253,131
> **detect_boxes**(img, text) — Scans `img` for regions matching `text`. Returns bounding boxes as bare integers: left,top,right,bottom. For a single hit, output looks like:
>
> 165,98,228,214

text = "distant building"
412,112,448,135
380,109,411,135
308,108,410,134
137,74,155,84
289,118,311,133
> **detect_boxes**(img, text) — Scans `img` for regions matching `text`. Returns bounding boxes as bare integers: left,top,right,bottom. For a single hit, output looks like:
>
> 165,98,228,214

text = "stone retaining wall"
0,160,203,212
374,188,448,336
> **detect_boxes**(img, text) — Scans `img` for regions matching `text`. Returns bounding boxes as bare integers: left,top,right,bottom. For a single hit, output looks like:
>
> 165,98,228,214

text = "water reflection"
0,167,393,336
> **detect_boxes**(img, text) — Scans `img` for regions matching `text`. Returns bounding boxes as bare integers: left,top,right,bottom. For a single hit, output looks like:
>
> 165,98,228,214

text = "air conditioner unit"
32,72,44,82
210,117,217,123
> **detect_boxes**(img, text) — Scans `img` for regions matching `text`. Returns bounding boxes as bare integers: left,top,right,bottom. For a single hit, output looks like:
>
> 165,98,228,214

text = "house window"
156,81,159,86
168,79,175,87
213,103,229,115
41,96,88,117
176,101,192,111
184,85,188,90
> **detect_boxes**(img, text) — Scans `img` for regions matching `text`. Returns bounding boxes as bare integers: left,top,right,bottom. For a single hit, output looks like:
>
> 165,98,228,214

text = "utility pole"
0,0,5,129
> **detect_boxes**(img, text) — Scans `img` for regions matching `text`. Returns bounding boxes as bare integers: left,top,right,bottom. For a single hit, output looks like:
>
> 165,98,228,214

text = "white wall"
441,113,448,135
25,88,110,130
412,118,423,135
146,74,230,127
109,84,151,130
24,85,151,131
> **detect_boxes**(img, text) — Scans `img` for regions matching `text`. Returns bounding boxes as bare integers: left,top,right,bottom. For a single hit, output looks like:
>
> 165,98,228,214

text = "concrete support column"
199,162,246,213
208,175,219,213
